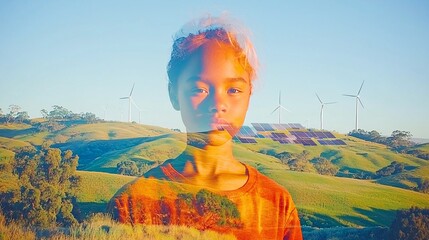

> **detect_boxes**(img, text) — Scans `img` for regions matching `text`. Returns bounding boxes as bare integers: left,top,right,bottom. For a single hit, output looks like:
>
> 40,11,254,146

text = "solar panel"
324,132,336,138
260,123,275,131
251,123,264,132
307,131,317,138
289,123,304,129
278,139,291,144
333,139,346,145
301,139,317,146
237,126,256,137
237,137,257,144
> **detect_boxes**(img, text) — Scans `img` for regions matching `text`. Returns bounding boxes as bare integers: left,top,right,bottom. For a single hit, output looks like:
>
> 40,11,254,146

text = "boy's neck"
165,134,248,191
174,135,242,177
182,139,236,176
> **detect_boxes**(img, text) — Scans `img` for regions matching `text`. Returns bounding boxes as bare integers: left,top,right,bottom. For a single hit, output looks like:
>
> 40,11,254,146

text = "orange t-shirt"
110,164,302,240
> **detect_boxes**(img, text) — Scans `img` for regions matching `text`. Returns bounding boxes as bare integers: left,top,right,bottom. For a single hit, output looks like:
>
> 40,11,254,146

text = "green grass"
266,169,429,227
83,136,186,173
2,121,429,229
411,142,429,153
57,122,173,142
0,136,32,150
76,171,136,218
0,123,32,130
77,171,136,218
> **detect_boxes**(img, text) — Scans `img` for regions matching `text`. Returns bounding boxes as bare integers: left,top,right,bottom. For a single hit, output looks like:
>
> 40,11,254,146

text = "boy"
110,16,302,240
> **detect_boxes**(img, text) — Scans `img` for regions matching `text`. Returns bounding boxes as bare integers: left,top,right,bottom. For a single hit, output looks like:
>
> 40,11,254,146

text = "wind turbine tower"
343,81,365,131
316,93,336,130
270,91,290,124
120,83,138,123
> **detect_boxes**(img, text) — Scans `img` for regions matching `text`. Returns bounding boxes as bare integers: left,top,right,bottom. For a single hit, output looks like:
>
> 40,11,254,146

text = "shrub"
312,157,339,176
375,161,405,178
388,206,429,240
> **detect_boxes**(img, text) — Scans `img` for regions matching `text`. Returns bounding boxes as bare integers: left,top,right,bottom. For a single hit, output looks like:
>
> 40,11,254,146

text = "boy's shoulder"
245,164,293,198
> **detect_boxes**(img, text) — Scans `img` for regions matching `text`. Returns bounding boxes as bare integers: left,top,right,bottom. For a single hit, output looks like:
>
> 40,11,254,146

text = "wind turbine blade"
316,93,322,104
131,98,141,111
270,106,280,115
358,97,364,108
279,91,281,105
325,102,337,105
357,80,365,95
343,94,357,97
280,105,291,112
120,97,129,99
129,83,135,96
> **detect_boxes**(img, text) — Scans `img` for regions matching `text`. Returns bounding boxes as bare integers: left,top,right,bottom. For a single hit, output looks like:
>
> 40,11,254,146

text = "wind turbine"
316,93,336,130
343,81,365,131
270,91,290,124
120,83,140,123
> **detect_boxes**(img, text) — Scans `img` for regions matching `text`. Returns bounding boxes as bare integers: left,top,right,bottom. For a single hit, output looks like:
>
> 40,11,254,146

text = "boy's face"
171,40,251,145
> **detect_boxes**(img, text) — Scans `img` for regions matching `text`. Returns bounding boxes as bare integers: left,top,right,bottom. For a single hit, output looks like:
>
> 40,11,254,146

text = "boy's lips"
210,118,230,130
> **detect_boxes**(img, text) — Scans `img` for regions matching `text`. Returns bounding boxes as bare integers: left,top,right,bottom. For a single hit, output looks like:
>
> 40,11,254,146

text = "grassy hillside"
413,143,429,152
237,135,429,190
0,122,174,146
75,168,429,228
76,171,136,218
1,121,429,229
82,135,186,173
269,169,429,227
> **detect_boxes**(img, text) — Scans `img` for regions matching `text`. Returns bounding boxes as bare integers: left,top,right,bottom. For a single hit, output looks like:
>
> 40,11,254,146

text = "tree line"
0,144,81,227
348,129,429,160
259,149,339,176
0,105,101,132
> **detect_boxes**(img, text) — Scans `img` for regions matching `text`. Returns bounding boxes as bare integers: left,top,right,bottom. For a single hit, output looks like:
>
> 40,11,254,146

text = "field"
1,121,429,231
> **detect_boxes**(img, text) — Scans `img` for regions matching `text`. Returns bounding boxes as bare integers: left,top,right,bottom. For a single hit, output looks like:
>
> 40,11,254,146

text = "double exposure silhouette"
109,15,302,240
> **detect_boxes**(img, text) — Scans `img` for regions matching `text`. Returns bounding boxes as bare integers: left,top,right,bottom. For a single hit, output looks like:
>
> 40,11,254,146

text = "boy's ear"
168,84,180,111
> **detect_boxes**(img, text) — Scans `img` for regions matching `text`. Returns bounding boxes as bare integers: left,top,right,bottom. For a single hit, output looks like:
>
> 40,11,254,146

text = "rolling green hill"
74,168,429,228
1,121,429,229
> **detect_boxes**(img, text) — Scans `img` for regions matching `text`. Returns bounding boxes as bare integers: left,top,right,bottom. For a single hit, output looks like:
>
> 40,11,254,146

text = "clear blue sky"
1,1,428,138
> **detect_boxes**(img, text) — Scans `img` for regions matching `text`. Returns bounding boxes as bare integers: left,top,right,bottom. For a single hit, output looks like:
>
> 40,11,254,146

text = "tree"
4,104,21,124
48,105,72,120
81,112,98,123
116,161,139,176
389,206,429,240
312,157,338,176
348,129,386,144
0,146,80,227
15,111,30,124
41,109,49,119
289,150,314,172
417,179,429,194
277,151,293,164
375,161,405,178
387,130,414,153
195,189,241,229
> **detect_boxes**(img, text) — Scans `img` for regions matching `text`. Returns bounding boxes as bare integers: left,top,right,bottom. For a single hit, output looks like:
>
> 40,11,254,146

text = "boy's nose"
208,92,227,113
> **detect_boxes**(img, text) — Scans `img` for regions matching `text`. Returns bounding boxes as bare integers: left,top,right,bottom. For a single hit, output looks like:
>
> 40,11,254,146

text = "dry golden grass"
0,212,36,240
40,214,236,240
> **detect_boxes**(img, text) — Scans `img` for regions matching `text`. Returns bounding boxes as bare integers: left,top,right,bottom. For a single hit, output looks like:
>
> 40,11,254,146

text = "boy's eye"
191,88,208,94
227,88,242,94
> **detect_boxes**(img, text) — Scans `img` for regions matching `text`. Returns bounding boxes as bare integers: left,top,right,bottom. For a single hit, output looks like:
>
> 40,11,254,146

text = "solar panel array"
289,131,335,139
236,137,257,143
318,139,346,145
251,123,304,131
233,123,346,146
